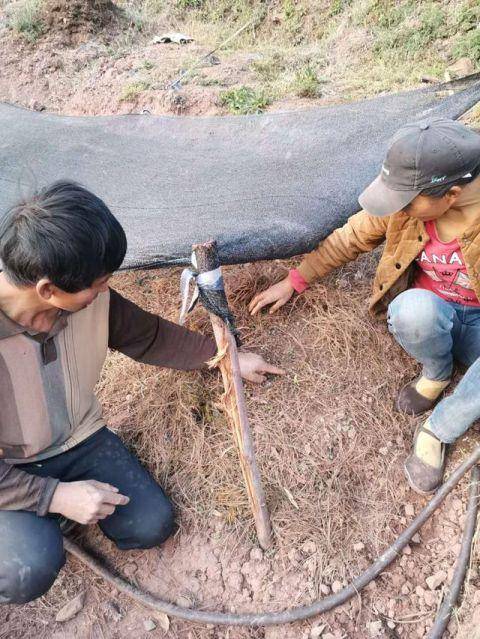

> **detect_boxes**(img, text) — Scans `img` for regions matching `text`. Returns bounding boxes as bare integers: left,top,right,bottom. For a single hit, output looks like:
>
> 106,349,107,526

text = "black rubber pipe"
63,444,480,627
427,465,480,639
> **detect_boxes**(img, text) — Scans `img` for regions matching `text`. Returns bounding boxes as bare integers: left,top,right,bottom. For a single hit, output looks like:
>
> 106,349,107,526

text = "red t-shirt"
414,220,480,306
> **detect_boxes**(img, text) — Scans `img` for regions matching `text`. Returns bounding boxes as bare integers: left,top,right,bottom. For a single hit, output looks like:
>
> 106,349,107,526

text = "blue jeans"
388,288,480,444
0,428,174,604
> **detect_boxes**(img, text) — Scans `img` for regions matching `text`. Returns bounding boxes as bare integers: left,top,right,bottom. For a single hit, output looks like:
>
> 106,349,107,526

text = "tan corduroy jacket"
296,177,480,318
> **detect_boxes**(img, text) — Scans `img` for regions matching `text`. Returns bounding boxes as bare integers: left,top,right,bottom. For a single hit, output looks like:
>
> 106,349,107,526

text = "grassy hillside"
3,0,480,115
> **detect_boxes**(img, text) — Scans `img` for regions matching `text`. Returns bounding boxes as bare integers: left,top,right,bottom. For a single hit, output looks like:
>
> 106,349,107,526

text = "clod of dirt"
310,624,326,638
404,503,415,518
102,600,123,623
55,591,86,622
30,100,46,112
331,580,343,594
447,58,475,79
156,613,170,632
426,570,447,590
42,0,118,45
143,618,156,632
367,620,382,637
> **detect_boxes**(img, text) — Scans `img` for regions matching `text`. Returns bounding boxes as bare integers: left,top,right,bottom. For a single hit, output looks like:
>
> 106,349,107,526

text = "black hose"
63,444,480,627
427,465,480,639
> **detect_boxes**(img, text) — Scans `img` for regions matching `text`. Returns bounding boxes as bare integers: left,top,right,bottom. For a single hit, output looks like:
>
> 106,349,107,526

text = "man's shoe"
404,424,446,495
396,376,450,416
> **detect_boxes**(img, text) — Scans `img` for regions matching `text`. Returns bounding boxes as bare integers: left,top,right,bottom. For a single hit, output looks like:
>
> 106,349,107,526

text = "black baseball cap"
358,118,480,217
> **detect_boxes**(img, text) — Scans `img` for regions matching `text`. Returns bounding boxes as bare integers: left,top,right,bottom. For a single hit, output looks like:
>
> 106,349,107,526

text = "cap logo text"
430,175,447,184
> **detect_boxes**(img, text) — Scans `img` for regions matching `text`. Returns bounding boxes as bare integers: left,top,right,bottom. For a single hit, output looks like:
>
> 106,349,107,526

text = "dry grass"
96,253,417,577
2,256,479,637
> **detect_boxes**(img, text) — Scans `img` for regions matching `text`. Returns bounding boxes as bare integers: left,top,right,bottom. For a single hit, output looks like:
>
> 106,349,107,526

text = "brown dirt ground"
0,0,417,118
1,4,480,639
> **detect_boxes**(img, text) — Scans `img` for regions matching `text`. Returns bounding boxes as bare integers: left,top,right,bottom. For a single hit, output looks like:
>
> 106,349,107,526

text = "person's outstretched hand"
248,276,294,316
237,351,285,383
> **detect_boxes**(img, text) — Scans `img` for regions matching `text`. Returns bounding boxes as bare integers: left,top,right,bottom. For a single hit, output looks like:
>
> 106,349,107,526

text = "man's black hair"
0,181,127,292
420,164,480,198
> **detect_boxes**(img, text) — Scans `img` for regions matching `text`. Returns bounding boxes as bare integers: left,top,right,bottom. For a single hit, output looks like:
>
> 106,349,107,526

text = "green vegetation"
328,0,353,17
220,86,270,114
119,80,150,102
9,0,44,42
196,76,222,87
252,53,287,83
366,0,480,65
454,30,480,65
176,0,203,8
11,0,476,109
371,3,447,59
292,65,321,98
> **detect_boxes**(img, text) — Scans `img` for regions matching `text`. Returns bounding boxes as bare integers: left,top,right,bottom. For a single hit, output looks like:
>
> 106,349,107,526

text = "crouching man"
0,181,283,604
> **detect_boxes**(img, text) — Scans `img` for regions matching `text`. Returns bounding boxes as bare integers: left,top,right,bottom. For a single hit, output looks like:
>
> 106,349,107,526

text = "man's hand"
49,479,129,525
238,351,285,383
248,276,295,316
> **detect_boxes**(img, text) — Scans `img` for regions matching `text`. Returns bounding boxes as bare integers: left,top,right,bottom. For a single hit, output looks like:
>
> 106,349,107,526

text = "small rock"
387,621,396,630
250,547,263,562
331,580,343,594
323,634,336,639
416,586,425,598
176,595,192,608
401,582,411,595
367,620,382,637
156,613,170,632
143,618,156,632
379,446,389,456
227,572,243,592
402,544,412,555
353,542,365,552
447,58,474,78
319,583,330,595
426,570,447,590
55,592,86,622
31,100,46,112
411,533,421,544
103,600,123,623
424,591,437,607
404,504,415,518
310,624,326,638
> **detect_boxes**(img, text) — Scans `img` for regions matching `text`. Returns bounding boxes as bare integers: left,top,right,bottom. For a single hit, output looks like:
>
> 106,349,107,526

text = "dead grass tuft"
95,255,417,572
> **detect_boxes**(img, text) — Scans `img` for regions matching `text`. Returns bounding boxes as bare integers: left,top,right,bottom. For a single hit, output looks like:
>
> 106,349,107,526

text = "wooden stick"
193,241,273,550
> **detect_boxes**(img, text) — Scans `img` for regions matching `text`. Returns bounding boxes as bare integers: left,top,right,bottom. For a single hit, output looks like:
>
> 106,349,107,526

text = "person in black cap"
249,117,480,494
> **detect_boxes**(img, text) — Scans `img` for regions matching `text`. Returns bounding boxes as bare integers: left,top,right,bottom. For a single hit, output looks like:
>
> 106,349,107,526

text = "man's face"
401,186,462,221
41,275,112,312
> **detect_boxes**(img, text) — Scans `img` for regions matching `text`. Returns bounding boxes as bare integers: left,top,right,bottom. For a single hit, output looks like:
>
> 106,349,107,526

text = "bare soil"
0,4,479,638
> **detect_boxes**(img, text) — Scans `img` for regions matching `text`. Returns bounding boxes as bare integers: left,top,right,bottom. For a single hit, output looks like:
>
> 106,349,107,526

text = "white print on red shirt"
416,250,474,290
413,220,480,306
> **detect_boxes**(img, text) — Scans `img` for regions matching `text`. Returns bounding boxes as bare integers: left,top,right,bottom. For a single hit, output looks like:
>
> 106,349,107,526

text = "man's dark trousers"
0,428,174,604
